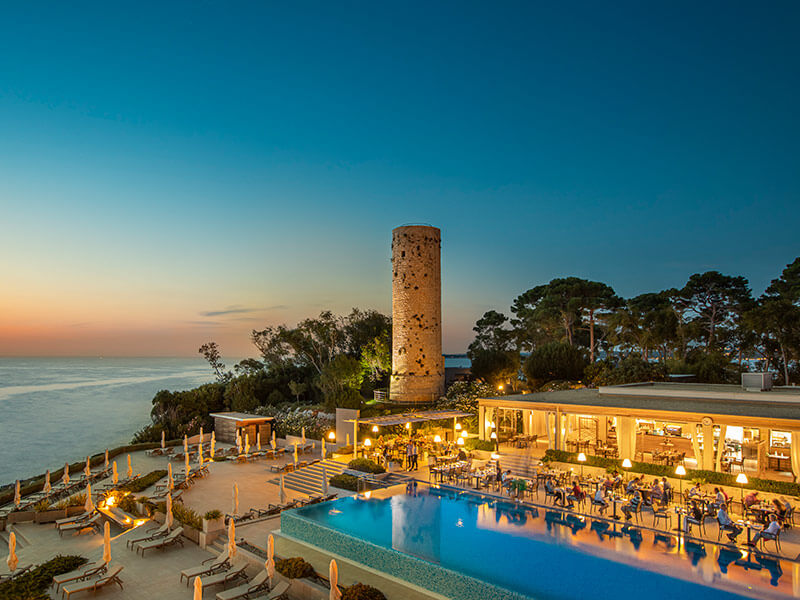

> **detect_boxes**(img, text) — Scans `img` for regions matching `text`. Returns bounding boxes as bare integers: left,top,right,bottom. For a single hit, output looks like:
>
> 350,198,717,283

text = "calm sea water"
0,357,212,486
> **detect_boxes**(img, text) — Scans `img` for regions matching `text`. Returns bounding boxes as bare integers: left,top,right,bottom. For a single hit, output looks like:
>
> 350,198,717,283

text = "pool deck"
3,444,800,600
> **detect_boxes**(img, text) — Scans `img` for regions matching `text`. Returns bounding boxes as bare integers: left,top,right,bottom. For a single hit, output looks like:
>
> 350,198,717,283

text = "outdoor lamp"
461,430,468,438
490,431,498,452
498,384,504,391
372,425,379,433
364,438,371,447
455,422,462,431
457,437,464,446
328,431,336,441
622,458,632,469
675,465,686,497
736,472,748,507
433,435,442,443
405,422,411,430
577,452,586,477
490,431,497,439
491,453,500,460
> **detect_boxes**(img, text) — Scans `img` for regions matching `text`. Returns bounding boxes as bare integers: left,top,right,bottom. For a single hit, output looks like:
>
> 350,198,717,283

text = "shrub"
117,494,140,516
347,458,385,474
204,509,222,520
342,583,387,600
118,470,167,493
329,474,359,491
32,499,51,513
172,503,203,530
53,493,86,510
0,555,86,600
275,557,315,579
464,439,494,452
523,342,588,385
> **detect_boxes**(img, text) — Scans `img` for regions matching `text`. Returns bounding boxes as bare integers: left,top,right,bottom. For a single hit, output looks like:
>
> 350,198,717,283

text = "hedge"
347,458,385,474
543,449,800,496
329,474,359,491
276,557,315,579
0,555,87,600
118,470,168,493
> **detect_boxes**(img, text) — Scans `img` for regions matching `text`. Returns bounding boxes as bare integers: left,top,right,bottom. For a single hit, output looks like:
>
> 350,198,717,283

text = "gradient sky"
1,1,799,358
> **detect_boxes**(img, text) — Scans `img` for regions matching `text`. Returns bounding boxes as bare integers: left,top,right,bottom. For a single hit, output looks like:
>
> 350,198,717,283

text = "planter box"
202,517,224,533
182,525,201,544
7,511,35,524
67,506,86,517
35,509,67,523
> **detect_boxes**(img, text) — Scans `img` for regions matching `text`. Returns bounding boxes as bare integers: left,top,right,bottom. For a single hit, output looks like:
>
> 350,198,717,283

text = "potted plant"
202,509,223,533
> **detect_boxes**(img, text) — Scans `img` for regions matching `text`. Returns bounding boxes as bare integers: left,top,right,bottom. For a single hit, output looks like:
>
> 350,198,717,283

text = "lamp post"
364,438,371,458
736,473,748,512
578,452,587,478
675,465,686,499
622,458,632,482
372,425,379,434
457,437,465,447
328,431,336,443
490,431,498,452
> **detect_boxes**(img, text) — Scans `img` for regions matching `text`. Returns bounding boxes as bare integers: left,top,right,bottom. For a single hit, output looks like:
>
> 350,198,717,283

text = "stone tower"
390,225,445,403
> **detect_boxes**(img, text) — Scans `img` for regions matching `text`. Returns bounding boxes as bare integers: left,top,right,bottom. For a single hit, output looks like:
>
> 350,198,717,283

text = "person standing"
411,442,419,470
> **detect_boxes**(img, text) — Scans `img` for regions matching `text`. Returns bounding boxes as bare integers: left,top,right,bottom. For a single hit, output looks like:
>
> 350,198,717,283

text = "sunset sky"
2,1,799,358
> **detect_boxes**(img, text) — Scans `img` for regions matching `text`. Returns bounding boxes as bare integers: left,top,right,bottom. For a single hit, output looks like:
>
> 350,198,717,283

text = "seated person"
688,483,702,498
566,480,585,508
684,500,704,532
743,490,759,509
602,476,615,494
649,480,664,504
593,487,608,514
717,503,742,542
772,498,787,521
457,448,468,461
749,514,781,546
626,477,640,495
622,490,642,520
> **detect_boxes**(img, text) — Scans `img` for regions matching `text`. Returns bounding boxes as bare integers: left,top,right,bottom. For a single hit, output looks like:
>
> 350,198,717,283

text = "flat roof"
479,386,800,423
209,412,274,423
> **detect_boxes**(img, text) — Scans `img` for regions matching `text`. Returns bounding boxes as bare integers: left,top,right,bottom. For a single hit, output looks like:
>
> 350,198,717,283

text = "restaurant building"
477,378,800,481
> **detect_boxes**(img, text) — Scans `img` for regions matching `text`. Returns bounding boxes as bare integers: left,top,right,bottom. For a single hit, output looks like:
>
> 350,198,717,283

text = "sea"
0,357,212,486
0,355,472,487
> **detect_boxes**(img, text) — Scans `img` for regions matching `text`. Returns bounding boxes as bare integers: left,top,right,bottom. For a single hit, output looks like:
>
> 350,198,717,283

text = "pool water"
283,482,795,600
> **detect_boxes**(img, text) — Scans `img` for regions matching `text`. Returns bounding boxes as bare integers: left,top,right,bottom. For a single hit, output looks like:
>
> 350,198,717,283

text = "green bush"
53,493,86,510
347,458,385,474
543,449,800,496
0,555,87,600
523,342,588,385
329,474,359,491
118,494,140,516
464,439,495,452
172,503,203,530
32,499,51,513
275,557,315,579
118,469,167,493
204,509,222,520
342,583,388,600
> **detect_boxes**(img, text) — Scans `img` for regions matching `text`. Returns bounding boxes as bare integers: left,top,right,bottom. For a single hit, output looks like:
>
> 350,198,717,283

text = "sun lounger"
55,511,92,528
195,562,248,591
58,513,101,536
61,564,123,599
215,568,271,600
52,562,107,591
249,581,291,600
180,547,230,585
136,527,184,555
126,521,170,549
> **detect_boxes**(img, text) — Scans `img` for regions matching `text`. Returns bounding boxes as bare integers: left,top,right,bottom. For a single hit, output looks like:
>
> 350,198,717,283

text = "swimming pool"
280,482,795,600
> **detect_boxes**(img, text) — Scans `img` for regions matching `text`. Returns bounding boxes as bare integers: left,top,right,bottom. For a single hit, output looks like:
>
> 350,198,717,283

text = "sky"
1,1,799,358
